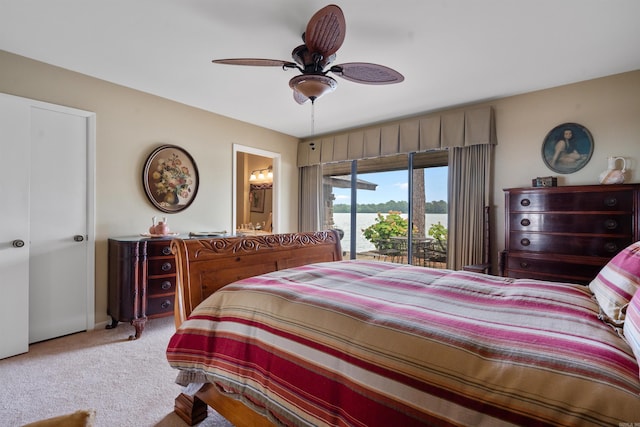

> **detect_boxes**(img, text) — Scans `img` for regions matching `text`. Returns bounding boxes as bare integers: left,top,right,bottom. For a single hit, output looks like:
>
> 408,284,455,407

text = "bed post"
171,238,192,329
174,392,208,426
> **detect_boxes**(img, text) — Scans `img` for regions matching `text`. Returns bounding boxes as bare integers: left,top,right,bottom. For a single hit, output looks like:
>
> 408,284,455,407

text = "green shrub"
362,211,410,250
428,222,448,251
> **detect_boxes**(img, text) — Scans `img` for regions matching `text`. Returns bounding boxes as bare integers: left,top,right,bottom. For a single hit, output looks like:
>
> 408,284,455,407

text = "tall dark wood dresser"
502,184,640,285
107,236,178,339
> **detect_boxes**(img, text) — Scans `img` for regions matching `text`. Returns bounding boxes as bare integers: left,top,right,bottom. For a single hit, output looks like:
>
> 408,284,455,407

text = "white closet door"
29,106,89,343
0,93,93,358
0,95,30,359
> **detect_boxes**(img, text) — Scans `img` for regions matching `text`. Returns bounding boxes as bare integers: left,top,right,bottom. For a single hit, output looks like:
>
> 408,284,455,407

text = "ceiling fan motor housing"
292,44,335,72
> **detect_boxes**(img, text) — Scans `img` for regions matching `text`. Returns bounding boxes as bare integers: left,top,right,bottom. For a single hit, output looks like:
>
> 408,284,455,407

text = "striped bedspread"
166,260,640,426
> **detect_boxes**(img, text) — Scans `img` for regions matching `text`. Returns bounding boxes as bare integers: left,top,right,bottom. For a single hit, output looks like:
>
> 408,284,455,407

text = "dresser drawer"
146,241,173,257
509,213,632,234
506,255,604,284
146,295,173,316
147,258,176,275
509,232,630,257
147,276,175,296
509,190,633,212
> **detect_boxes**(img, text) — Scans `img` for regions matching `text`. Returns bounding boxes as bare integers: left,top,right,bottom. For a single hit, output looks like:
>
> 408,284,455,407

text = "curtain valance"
297,106,495,167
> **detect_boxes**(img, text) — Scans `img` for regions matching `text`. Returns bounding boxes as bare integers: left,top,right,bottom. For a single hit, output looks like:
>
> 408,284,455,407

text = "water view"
332,212,448,254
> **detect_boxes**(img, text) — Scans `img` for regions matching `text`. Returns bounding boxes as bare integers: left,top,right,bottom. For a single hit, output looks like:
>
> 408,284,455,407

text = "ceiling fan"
212,4,404,104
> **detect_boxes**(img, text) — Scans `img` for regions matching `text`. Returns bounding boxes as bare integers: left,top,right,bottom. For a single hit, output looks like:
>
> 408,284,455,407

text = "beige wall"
491,70,640,268
2,48,639,324
0,51,299,325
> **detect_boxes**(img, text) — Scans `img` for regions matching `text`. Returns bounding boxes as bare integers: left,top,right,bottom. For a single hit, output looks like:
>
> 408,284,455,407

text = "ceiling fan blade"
293,89,310,105
330,62,404,85
304,4,346,59
212,58,297,68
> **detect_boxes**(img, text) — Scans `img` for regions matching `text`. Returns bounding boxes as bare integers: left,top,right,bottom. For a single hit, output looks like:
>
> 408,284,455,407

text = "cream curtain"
299,165,323,232
447,144,493,270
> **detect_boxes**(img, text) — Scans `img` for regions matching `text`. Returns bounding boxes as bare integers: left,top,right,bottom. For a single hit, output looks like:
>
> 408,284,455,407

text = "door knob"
12,239,25,248
73,235,85,242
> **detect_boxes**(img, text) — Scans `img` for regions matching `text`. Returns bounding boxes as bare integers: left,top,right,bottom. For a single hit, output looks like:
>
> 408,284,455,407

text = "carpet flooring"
0,316,234,427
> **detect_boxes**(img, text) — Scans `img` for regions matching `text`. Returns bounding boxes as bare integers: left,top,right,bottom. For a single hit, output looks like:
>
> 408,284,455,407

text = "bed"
166,231,640,426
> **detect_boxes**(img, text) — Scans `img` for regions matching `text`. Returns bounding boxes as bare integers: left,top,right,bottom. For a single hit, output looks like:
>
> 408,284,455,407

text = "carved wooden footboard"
170,230,342,426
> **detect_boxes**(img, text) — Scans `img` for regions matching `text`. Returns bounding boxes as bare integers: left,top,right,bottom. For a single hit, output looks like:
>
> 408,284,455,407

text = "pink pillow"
623,291,640,368
589,241,640,325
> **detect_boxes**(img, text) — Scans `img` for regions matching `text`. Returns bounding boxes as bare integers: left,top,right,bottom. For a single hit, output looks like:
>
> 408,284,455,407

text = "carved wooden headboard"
171,230,342,327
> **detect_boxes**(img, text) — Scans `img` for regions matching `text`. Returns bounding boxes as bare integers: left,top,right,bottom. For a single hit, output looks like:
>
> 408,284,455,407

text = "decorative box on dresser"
502,184,640,285
107,236,178,339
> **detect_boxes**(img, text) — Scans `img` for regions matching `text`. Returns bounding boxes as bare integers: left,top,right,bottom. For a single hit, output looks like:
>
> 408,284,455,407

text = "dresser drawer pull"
604,219,618,230
604,242,619,253
161,300,172,310
162,246,172,255
520,238,530,247
161,262,172,271
161,280,172,290
520,218,531,227
520,198,531,207
519,262,529,268
604,197,618,207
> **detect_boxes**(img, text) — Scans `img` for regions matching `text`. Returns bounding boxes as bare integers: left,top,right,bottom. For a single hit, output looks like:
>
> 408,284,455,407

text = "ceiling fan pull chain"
310,101,315,136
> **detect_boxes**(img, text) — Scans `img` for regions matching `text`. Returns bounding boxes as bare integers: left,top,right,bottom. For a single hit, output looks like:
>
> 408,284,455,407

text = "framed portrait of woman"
541,123,594,174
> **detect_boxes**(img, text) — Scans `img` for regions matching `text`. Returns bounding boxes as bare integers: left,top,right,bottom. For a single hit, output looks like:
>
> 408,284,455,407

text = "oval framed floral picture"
142,145,199,213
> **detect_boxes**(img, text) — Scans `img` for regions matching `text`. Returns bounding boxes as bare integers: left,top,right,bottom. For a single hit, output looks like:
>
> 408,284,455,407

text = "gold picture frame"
143,145,199,213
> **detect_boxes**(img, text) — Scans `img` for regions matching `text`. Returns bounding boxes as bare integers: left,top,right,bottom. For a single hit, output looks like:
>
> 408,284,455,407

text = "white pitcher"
599,156,626,185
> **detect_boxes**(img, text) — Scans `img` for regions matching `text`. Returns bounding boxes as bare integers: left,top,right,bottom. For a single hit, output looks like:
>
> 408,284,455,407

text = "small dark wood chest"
107,236,178,339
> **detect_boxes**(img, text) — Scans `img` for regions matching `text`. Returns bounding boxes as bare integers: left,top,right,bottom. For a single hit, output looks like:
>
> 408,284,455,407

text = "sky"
333,166,448,205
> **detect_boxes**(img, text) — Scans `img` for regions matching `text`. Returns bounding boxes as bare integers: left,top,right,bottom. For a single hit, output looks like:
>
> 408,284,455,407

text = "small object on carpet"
21,409,95,427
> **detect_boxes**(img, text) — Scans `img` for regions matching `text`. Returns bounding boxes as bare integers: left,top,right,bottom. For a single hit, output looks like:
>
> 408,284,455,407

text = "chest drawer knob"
161,262,172,271
604,242,619,253
519,262,529,268
520,198,531,207
520,238,530,247
162,246,172,255
520,218,531,226
604,197,618,207
604,219,618,230
161,280,172,290
161,300,172,310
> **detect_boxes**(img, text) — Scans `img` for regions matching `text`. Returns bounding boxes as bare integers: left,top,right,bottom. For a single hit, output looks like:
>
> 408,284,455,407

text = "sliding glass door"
322,152,448,266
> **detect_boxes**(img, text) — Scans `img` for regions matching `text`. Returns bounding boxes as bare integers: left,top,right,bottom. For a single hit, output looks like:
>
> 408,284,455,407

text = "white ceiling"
2,1,639,139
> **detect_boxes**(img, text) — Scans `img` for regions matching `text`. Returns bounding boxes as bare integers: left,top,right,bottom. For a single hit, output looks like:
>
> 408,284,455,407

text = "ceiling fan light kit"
212,4,403,105
289,74,337,102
